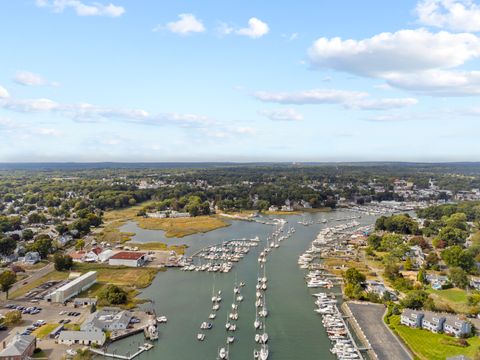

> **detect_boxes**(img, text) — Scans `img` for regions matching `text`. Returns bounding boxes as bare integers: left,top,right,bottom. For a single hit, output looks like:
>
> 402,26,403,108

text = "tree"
367,234,382,250
98,284,128,305
384,262,402,281
343,267,366,285
28,236,53,259
344,283,364,300
0,270,16,299
400,290,430,310
437,226,468,247
0,237,16,257
404,257,413,271
4,310,21,325
22,229,34,240
441,245,475,272
425,252,440,269
417,268,427,284
449,267,469,289
54,254,73,271
380,233,404,251
75,239,85,251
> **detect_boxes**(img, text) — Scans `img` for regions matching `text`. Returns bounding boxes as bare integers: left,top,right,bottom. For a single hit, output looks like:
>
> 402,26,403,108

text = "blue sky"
1,0,480,162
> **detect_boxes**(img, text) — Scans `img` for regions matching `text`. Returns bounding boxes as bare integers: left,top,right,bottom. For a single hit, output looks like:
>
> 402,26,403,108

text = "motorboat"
219,347,228,359
227,336,235,344
200,322,212,330
197,333,205,341
156,316,167,323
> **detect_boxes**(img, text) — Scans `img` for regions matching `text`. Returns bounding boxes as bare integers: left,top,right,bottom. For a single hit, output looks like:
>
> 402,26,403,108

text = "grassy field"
10,271,69,300
388,315,480,360
427,288,471,313
128,242,187,254
73,263,159,288
98,201,229,243
32,323,59,339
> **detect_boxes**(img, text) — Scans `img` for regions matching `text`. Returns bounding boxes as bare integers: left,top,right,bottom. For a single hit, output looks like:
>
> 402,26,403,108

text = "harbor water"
107,210,377,359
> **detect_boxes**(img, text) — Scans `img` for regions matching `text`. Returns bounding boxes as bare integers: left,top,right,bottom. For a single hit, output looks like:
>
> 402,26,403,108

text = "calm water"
106,210,377,360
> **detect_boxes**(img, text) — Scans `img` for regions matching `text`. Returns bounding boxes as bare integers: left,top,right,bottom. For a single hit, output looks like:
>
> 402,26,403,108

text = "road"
2,263,55,301
346,302,412,360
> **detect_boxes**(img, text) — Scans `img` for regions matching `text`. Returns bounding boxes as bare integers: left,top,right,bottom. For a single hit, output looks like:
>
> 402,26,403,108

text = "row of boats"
183,238,261,273
299,221,364,360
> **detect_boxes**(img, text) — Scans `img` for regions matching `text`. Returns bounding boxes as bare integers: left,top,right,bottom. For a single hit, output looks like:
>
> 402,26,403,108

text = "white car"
66,349,77,356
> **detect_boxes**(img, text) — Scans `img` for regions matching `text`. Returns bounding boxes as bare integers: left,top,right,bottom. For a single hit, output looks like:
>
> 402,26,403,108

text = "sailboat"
218,345,229,359
259,293,268,318
259,344,269,360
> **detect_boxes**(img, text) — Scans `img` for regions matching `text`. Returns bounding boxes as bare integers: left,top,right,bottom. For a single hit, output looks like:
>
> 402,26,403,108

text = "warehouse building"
109,251,147,267
46,271,97,303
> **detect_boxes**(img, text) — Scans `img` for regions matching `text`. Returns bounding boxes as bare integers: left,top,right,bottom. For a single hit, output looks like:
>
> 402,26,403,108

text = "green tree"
98,284,128,305
344,283,364,300
417,268,427,284
449,267,469,289
0,270,16,299
75,239,85,250
0,237,17,257
384,262,402,281
343,267,366,285
400,290,430,310
404,257,413,271
54,253,73,271
441,245,475,272
367,234,382,250
28,236,53,259
22,229,34,240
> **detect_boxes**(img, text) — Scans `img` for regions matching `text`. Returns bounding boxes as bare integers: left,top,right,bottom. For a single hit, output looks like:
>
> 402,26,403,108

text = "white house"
109,251,147,267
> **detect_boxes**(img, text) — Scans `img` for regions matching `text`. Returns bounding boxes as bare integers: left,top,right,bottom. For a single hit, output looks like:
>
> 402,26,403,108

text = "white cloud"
236,17,269,38
36,0,125,17
254,88,418,110
0,86,9,98
307,28,480,95
385,69,480,95
255,88,367,105
0,94,212,128
259,108,304,121
34,128,63,136
159,14,205,35
308,29,480,76
416,0,480,32
13,71,57,87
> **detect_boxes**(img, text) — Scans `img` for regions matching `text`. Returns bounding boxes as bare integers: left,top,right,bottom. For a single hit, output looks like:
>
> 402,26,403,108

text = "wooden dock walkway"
89,343,153,360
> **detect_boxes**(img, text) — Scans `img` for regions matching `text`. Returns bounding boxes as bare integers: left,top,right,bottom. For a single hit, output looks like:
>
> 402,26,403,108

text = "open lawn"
427,288,471,313
129,242,187,254
135,216,229,237
388,315,480,360
32,323,59,339
73,263,159,288
10,271,69,300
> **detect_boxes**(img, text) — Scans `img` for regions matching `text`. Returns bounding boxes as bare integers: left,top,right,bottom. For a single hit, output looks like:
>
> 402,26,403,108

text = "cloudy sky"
1,0,480,162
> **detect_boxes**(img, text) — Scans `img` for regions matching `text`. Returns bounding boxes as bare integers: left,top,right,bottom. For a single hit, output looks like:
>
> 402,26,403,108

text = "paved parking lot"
346,302,412,360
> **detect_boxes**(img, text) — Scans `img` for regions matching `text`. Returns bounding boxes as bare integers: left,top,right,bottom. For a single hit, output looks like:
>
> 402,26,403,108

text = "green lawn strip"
388,315,480,360
426,288,471,313
32,323,59,339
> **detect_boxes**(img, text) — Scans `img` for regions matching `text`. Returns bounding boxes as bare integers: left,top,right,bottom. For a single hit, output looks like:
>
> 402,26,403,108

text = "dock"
89,343,154,360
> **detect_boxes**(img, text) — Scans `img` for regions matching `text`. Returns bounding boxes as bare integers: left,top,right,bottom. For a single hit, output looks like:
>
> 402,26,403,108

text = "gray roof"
444,314,469,328
58,329,105,343
402,309,423,319
447,356,471,360
0,334,35,356
422,311,445,324
81,308,131,331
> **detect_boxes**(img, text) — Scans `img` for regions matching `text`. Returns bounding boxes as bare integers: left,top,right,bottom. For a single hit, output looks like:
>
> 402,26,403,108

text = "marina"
104,210,380,359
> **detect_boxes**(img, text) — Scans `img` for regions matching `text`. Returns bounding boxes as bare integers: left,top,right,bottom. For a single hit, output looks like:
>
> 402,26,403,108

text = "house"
365,280,397,300
0,334,36,360
443,315,472,337
70,251,86,263
23,251,40,265
57,328,105,346
426,274,449,290
400,309,424,328
84,247,103,262
406,245,425,267
81,307,132,332
98,249,114,263
57,234,73,247
422,311,446,333
109,251,147,267
470,277,480,291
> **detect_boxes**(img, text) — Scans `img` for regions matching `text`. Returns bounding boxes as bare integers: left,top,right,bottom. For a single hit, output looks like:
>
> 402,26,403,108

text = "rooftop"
110,251,146,260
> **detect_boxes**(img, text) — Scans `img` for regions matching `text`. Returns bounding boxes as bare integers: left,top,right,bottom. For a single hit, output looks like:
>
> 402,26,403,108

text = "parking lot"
346,302,412,360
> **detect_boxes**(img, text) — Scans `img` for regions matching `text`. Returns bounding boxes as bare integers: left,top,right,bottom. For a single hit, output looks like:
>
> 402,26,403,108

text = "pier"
89,343,154,360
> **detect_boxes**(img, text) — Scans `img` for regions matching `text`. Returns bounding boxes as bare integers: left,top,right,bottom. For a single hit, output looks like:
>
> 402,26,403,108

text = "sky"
1,0,480,162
